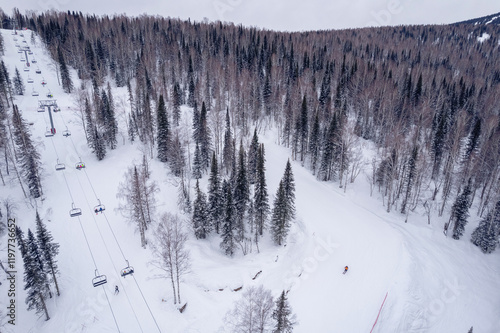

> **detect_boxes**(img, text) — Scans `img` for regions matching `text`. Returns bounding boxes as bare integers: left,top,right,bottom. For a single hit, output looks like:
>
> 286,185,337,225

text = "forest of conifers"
1,10,499,250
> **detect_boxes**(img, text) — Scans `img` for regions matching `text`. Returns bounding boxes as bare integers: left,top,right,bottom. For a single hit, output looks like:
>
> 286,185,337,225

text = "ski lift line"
101,282,122,333
102,211,128,262
132,275,163,333
73,171,145,333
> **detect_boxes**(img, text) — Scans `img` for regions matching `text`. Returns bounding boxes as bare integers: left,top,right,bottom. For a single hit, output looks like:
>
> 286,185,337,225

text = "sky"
0,0,499,31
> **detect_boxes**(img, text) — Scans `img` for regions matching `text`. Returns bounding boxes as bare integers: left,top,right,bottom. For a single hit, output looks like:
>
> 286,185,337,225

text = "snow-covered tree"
13,67,25,95
471,200,500,253
156,94,170,162
151,212,190,304
272,290,295,333
208,152,223,234
12,105,42,198
23,229,51,320
450,178,473,240
192,179,210,239
271,160,296,246
225,285,274,332
254,144,269,237
35,211,60,296
220,180,236,256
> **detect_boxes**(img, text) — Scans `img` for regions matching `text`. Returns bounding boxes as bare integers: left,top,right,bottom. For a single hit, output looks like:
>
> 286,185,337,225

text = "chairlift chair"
36,69,41,74
47,92,53,98
31,57,36,62
53,106,61,112
75,161,85,170
92,270,107,287
94,200,106,214
37,107,45,112
44,129,54,137
20,56,25,61
69,203,82,217
27,77,34,83
23,67,29,72
55,160,65,171
32,90,39,96
120,260,134,277
62,129,71,137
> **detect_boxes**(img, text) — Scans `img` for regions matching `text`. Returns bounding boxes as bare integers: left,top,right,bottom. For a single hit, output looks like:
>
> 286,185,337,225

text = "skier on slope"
115,285,119,294
343,266,349,274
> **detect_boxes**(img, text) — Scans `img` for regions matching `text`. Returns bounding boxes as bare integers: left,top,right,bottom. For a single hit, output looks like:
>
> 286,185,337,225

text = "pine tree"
271,160,296,246
308,112,321,175
299,96,309,162
401,145,418,214
247,128,259,185
254,144,269,237
57,45,73,93
23,229,51,320
16,226,28,258
156,94,170,162
220,180,236,256
450,178,473,240
192,143,203,179
318,114,339,181
35,211,60,296
192,180,210,239
233,141,249,243
272,290,295,333
172,82,181,126
13,67,25,95
168,131,186,177
471,200,500,253
12,105,42,198
199,101,211,171
208,152,223,234
91,125,107,161
222,108,234,175
102,86,118,149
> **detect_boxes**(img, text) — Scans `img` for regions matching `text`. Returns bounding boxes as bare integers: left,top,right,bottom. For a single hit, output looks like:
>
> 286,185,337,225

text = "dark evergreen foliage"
208,152,223,234
471,200,500,253
220,180,236,256
254,144,270,237
13,67,25,95
192,180,210,239
35,211,60,296
57,45,73,93
451,178,473,240
272,290,294,332
156,94,170,162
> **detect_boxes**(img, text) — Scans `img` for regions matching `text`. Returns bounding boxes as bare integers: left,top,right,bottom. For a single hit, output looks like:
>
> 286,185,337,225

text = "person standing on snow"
115,285,119,294
343,266,349,274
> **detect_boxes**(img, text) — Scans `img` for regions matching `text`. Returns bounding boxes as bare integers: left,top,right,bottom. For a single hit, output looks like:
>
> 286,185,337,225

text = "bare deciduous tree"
150,212,190,305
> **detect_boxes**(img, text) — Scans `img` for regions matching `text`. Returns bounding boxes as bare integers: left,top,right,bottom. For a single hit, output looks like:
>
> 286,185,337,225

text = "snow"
477,32,491,43
1,28,500,333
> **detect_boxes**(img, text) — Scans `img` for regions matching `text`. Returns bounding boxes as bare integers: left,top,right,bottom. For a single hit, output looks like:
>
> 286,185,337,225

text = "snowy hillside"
1,28,500,333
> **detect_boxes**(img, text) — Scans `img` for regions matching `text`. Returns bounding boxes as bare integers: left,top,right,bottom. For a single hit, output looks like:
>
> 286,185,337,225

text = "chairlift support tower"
38,100,58,135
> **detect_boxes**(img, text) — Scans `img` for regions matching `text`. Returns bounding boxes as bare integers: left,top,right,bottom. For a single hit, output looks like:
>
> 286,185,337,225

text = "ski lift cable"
81,167,161,332
73,170,145,333
101,286,122,333
58,111,161,333
132,275,163,333
40,112,122,333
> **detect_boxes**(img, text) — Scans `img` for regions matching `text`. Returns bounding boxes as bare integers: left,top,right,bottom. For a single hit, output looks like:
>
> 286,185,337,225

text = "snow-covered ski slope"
1,28,499,333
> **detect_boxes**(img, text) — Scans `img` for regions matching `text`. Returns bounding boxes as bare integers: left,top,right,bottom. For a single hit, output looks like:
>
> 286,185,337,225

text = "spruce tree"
156,94,170,162
13,67,25,95
16,226,28,258
35,211,60,296
247,128,259,185
451,178,473,240
57,45,73,93
192,179,210,239
254,144,269,236
172,82,181,126
192,143,203,179
282,159,296,221
233,141,249,243
168,131,186,177
12,105,42,198
23,229,51,320
471,200,500,253
308,112,320,175
222,108,234,174
208,152,223,234
272,290,295,333
271,160,296,246
220,180,236,256
91,125,107,161
199,101,211,171
401,145,418,214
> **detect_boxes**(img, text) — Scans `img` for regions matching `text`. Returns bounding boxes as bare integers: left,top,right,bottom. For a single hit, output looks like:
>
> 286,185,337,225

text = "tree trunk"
39,293,50,321
51,265,60,296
